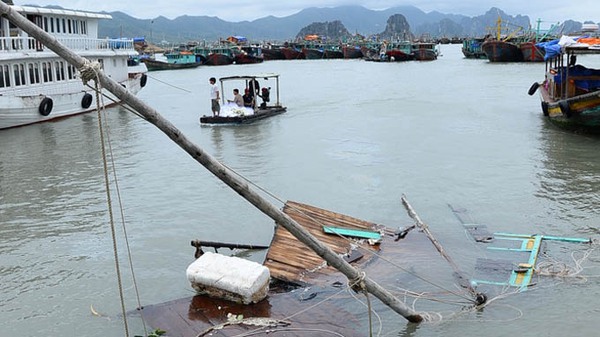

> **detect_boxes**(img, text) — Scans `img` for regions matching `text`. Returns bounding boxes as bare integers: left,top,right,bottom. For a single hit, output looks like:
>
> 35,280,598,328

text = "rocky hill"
27,4,595,43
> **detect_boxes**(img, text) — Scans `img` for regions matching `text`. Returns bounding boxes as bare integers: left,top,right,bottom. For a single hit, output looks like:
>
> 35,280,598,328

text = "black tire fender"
81,93,93,109
38,97,53,116
528,82,540,96
558,100,572,118
541,102,549,116
140,73,148,88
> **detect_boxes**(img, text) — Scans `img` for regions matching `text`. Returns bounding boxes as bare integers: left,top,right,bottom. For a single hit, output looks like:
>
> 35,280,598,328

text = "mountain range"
54,5,594,43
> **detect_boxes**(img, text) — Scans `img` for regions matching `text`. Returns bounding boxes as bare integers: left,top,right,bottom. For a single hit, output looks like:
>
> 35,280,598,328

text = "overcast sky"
21,1,599,25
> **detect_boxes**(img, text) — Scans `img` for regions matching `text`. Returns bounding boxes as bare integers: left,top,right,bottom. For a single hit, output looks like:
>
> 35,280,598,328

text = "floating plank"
322,226,382,240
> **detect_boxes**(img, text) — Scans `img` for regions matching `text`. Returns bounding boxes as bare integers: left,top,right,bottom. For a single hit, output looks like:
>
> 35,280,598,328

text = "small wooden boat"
529,38,600,133
200,74,287,125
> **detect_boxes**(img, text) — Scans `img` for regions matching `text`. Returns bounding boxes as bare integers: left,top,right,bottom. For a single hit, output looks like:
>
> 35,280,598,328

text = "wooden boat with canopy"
529,36,600,133
200,74,286,125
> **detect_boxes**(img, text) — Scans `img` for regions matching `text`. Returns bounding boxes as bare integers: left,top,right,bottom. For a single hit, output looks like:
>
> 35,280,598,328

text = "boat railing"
0,36,135,53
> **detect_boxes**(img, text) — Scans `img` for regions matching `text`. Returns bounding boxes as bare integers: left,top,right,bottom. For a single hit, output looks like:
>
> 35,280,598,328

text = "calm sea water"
2,44,600,336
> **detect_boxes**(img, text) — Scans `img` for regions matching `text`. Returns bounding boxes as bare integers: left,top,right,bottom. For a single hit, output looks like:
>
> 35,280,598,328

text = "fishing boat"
411,42,439,61
342,44,363,59
260,44,286,60
481,39,523,62
462,37,487,59
141,50,202,71
529,36,600,133
0,4,148,130
234,46,264,64
481,17,525,62
280,43,305,60
200,74,287,125
520,19,561,62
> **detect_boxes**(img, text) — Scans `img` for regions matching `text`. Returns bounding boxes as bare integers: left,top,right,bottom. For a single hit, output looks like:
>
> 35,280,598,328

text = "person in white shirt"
209,77,220,116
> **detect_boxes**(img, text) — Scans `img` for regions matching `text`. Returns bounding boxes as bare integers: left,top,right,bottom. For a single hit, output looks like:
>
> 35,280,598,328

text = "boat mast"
0,3,424,323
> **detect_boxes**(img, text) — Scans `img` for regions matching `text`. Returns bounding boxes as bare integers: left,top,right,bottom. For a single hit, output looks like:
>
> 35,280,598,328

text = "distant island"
38,4,597,43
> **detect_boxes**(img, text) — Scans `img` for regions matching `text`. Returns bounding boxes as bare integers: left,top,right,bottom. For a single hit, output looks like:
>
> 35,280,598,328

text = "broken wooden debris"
190,240,269,258
322,226,382,241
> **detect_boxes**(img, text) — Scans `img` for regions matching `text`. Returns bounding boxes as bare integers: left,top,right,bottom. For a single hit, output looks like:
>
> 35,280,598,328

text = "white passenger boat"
0,3,148,129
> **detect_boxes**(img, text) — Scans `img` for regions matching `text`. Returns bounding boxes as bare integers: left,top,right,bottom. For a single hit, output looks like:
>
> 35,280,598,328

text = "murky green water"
1,44,600,336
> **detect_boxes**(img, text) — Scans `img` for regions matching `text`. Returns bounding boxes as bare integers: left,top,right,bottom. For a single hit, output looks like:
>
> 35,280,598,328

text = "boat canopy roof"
11,5,112,19
537,36,600,60
219,74,280,82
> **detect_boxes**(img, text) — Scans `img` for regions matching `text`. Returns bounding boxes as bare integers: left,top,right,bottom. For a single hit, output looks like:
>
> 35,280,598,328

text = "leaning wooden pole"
0,4,423,323
401,195,486,305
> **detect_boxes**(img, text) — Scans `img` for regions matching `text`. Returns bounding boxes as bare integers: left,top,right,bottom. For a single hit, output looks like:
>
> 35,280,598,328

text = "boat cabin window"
62,19,66,33
41,61,53,83
67,63,77,80
0,65,10,88
55,61,65,81
13,64,25,86
28,63,40,85
50,18,55,33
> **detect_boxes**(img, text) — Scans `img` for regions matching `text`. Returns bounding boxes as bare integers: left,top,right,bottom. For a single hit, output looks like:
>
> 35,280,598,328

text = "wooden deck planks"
264,200,382,284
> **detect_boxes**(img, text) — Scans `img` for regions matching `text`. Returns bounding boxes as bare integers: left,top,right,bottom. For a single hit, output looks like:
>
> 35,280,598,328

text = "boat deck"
199,107,286,124
135,201,454,336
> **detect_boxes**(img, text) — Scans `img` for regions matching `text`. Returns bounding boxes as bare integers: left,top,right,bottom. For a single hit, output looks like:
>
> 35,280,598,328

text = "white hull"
0,5,148,130
0,70,146,129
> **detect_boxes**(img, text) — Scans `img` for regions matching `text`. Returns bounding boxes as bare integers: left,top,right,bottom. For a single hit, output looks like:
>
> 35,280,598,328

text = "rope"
90,69,130,337
146,73,192,93
100,98,149,335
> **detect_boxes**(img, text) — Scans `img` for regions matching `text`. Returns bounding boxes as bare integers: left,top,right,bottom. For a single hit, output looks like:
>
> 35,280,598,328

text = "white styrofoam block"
186,251,270,303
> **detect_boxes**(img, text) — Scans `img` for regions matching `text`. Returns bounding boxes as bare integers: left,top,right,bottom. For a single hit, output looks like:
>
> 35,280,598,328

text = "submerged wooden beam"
190,240,269,258
401,195,486,305
0,3,423,323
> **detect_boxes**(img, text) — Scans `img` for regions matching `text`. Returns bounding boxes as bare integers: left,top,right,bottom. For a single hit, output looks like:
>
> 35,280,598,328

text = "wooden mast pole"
0,4,423,323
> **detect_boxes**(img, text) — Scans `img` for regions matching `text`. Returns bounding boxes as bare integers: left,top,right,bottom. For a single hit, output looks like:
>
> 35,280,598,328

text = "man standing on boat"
209,77,220,117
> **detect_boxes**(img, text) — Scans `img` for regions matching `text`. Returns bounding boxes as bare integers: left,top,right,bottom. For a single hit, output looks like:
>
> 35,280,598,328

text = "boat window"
43,17,48,32
62,19,66,34
28,63,40,85
13,64,25,86
67,19,72,34
50,18,54,33
67,64,77,80
55,61,65,81
81,21,87,35
73,20,79,34
41,61,53,83
0,64,10,88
